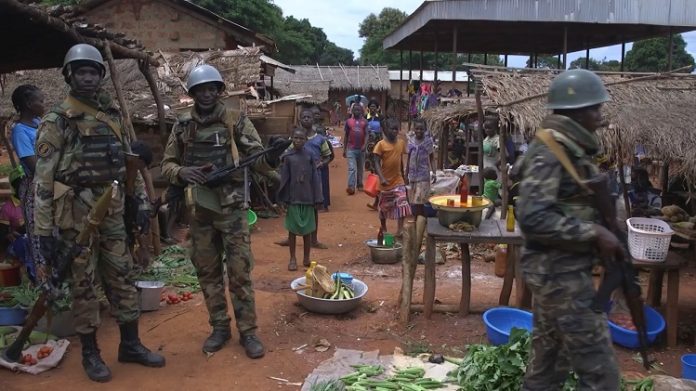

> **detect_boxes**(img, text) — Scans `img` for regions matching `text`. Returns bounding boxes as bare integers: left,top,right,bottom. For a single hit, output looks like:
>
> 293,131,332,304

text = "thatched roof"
271,65,390,104
420,96,494,138
0,0,153,73
1,48,272,124
469,66,696,184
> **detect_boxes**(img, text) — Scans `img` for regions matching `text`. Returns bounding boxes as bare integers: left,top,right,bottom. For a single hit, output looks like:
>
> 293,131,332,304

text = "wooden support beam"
562,26,568,69
399,220,417,325
103,41,136,142
585,48,590,69
138,60,168,147
399,50,404,120
475,85,485,190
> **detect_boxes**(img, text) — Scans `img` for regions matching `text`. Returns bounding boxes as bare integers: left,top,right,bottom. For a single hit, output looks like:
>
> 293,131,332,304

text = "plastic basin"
365,239,402,264
681,354,696,380
424,203,437,218
248,209,257,227
0,307,27,326
607,305,665,349
483,307,533,345
290,277,367,314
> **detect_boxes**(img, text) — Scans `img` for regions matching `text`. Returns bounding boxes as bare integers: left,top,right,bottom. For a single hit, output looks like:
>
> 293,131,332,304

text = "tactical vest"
177,114,243,208
54,100,126,187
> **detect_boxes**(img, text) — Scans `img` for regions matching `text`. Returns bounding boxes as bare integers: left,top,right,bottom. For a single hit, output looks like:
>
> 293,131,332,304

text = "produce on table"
448,222,474,232
661,205,690,223
609,313,637,331
20,353,37,366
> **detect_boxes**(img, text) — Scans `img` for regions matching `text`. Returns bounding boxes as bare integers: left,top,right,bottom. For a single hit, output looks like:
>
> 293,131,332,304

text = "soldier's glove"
38,235,56,265
594,224,627,263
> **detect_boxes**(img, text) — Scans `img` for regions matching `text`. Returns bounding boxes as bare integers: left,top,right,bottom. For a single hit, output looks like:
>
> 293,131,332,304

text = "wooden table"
423,218,525,318
634,252,687,347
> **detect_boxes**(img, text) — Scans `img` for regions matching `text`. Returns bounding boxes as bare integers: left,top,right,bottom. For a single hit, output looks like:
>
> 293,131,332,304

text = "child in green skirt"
278,129,324,271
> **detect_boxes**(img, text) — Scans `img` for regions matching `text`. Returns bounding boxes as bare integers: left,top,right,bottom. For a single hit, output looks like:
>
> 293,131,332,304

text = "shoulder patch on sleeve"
36,142,55,158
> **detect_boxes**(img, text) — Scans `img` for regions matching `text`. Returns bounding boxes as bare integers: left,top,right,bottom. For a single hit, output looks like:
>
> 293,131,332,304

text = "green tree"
526,55,560,69
624,34,695,72
320,42,356,65
193,0,283,37
569,57,622,71
358,8,408,66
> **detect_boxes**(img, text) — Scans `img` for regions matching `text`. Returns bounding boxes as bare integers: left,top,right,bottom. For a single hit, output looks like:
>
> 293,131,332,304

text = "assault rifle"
124,153,152,267
156,139,291,211
2,183,116,363
587,173,651,370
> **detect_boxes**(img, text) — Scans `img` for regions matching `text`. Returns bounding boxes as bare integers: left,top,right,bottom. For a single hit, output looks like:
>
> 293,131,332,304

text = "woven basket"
310,265,335,297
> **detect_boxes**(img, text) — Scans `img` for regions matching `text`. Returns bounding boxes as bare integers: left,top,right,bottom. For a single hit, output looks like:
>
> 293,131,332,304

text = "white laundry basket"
626,218,674,262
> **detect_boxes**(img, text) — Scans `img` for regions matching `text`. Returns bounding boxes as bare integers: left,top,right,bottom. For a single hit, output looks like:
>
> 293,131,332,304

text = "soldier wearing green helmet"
161,64,285,359
33,43,165,383
516,69,622,390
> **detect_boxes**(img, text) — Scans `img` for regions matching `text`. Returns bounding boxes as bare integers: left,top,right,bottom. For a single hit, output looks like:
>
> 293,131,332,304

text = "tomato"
30,358,37,365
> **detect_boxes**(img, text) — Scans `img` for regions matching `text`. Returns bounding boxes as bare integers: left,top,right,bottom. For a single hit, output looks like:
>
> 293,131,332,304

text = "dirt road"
3,148,696,390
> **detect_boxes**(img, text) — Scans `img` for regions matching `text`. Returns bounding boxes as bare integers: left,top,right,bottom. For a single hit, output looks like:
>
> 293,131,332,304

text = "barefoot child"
482,167,502,219
373,119,411,237
278,129,324,271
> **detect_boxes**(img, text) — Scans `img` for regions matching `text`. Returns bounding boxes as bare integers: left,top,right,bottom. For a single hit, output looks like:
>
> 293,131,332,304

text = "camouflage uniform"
517,114,620,390
161,103,275,335
34,91,148,335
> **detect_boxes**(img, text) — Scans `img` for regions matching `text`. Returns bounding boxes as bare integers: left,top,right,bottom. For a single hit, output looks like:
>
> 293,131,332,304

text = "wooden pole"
399,220,417,325
103,41,136,142
667,29,674,72
620,41,626,74
475,84,485,190
615,128,631,217
500,124,509,219
504,55,508,67
419,51,424,81
562,26,568,69
585,48,590,69
557,54,562,69
409,50,413,130
452,26,458,87
434,38,439,88
466,53,472,97
399,50,404,120
138,60,168,147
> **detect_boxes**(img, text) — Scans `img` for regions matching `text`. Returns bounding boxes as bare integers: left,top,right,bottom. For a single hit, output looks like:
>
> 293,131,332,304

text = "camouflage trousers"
61,212,140,335
190,208,257,335
522,268,619,391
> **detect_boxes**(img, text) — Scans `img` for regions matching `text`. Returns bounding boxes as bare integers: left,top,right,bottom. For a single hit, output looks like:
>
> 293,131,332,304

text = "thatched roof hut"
272,65,390,106
1,47,279,123
467,66,696,184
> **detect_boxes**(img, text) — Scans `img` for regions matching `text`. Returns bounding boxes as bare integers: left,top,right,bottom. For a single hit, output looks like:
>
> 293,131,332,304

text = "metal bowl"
365,239,403,264
429,195,491,228
290,277,367,314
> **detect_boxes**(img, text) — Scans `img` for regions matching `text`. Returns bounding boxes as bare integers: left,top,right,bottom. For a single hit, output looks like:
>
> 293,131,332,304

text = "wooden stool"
634,252,687,347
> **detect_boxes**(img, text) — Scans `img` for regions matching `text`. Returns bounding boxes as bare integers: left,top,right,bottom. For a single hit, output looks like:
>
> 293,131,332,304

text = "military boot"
202,327,231,353
117,321,166,367
240,334,265,359
79,332,112,383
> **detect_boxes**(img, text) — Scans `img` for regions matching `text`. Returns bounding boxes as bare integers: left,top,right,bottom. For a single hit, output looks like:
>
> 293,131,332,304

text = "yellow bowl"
429,195,491,212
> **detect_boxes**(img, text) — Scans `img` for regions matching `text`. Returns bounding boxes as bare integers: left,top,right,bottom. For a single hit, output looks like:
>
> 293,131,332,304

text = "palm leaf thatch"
272,65,390,104
470,67,696,184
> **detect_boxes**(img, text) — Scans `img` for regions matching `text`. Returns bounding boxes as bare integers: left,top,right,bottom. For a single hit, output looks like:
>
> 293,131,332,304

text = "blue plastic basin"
682,354,696,380
424,203,437,218
0,307,27,326
483,307,533,345
607,305,665,349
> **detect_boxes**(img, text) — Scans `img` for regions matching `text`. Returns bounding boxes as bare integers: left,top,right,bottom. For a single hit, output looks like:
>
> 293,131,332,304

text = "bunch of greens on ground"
309,379,345,391
0,283,40,308
136,245,200,292
338,365,446,390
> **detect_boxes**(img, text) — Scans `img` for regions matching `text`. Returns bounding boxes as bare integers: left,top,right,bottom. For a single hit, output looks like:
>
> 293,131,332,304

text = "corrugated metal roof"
388,70,470,82
384,0,696,53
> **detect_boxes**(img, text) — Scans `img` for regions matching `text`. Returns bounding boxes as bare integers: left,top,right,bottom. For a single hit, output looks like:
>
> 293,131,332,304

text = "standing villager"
10,84,45,284
312,105,334,212
33,44,164,382
343,105,368,195
161,64,286,358
516,69,622,390
278,129,324,271
365,101,383,210
373,119,411,237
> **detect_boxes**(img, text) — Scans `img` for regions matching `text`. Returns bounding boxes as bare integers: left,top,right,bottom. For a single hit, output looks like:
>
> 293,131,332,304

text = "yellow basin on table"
428,195,491,227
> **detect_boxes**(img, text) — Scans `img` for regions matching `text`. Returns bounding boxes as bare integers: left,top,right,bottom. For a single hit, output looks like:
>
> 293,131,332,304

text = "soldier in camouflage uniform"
516,69,625,390
161,65,284,358
34,44,165,383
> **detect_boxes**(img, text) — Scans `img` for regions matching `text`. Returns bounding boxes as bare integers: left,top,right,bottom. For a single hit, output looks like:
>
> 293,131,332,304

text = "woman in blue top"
10,84,45,283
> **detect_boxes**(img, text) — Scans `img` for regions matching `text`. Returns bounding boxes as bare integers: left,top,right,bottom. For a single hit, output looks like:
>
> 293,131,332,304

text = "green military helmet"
186,64,225,94
62,43,106,79
547,69,610,110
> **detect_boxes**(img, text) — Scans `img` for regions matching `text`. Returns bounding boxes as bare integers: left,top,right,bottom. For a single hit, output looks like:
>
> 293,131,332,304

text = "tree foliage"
358,8,408,66
526,55,561,69
191,0,355,65
624,34,695,72
569,57,621,71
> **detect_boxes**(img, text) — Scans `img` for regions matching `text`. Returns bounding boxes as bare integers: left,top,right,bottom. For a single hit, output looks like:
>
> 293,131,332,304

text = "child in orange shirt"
372,119,412,237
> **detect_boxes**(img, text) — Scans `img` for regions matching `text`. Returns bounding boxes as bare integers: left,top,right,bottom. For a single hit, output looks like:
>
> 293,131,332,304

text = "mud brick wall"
84,0,236,51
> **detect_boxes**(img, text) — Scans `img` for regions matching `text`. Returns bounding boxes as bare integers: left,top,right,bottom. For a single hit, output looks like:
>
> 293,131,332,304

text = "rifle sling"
535,129,593,194
65,96,123,143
